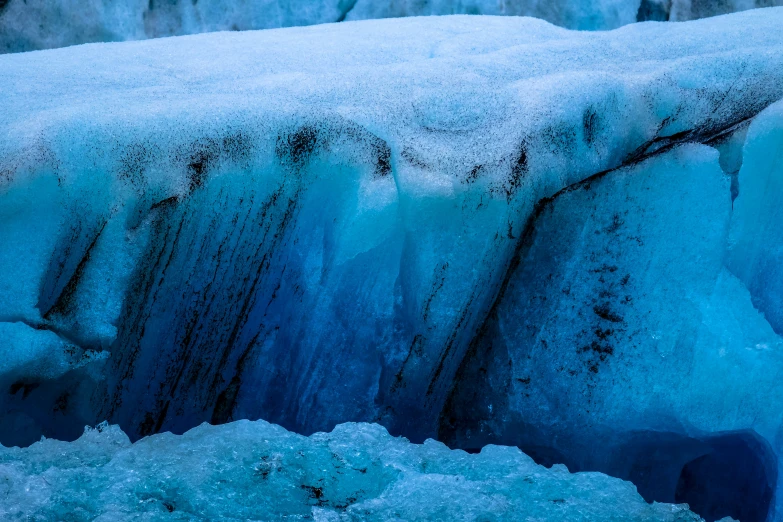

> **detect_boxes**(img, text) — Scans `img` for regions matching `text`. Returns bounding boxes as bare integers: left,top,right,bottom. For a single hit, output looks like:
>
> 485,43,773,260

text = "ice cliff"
1,0,782,53
2,9,783,521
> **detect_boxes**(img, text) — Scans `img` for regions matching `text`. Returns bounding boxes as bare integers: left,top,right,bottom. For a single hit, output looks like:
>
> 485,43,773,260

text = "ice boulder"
2,10,783,446
0,418,708,521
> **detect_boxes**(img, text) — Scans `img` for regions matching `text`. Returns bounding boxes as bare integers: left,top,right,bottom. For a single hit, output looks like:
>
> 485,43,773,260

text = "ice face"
727,101,783,338
0,419,707,521
2,0,783,53
439,140,782,522
440,98,783,522
3,10,782,445
2,10,783,521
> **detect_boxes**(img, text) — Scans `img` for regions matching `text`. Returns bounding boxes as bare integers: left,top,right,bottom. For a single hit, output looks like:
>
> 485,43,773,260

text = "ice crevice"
335,0,359,23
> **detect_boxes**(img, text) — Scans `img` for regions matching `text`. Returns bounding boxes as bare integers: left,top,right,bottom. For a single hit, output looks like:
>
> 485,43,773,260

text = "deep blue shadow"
608,430,776,522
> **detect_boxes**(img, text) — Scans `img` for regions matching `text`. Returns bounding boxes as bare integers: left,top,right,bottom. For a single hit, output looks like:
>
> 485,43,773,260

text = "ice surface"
2,0,782,53
2,10,783,521
440,141,782,522
0,418,707,521
2,11,783,445
344,0,641,30
727,101,783,337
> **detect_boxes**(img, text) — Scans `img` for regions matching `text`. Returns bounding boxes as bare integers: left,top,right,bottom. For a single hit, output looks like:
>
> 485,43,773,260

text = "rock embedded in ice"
0,419,706,521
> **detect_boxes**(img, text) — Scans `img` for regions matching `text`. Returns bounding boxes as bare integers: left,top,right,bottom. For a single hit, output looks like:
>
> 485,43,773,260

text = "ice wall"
3,11,783,447
0,418,708,521
2,0,782,53
439,139,783,522
727,101,783,338
2,10,783,521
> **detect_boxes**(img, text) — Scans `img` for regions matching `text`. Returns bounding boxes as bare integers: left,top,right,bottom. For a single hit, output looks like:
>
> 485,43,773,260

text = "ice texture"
0,418,708,521
727,101,783,338
440,96,783,522
440,141,782,522
3,9,783,443
2,9,783,521
2,0,782,53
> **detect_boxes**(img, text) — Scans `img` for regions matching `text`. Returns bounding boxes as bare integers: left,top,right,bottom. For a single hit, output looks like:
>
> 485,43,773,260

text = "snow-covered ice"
2,8,783,522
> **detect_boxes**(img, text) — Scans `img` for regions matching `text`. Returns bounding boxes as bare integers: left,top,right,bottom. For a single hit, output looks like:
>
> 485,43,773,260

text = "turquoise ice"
1,9,783,521
0,419,710,521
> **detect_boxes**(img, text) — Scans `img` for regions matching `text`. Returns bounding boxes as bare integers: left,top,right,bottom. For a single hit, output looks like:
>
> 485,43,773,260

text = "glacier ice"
0,418,709,521
727,101,783,338
2,8,783,522
440,95,783,522
439,140,782,522
2,0,783,53
2,9,782,442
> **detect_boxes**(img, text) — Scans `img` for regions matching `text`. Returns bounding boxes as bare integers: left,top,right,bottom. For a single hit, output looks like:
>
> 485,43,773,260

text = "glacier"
2,0,783,53
2,8,783,522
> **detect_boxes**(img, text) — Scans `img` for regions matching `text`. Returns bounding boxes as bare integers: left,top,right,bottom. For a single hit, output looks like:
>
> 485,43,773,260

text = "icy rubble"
0,419,708,521
1,0,782,53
